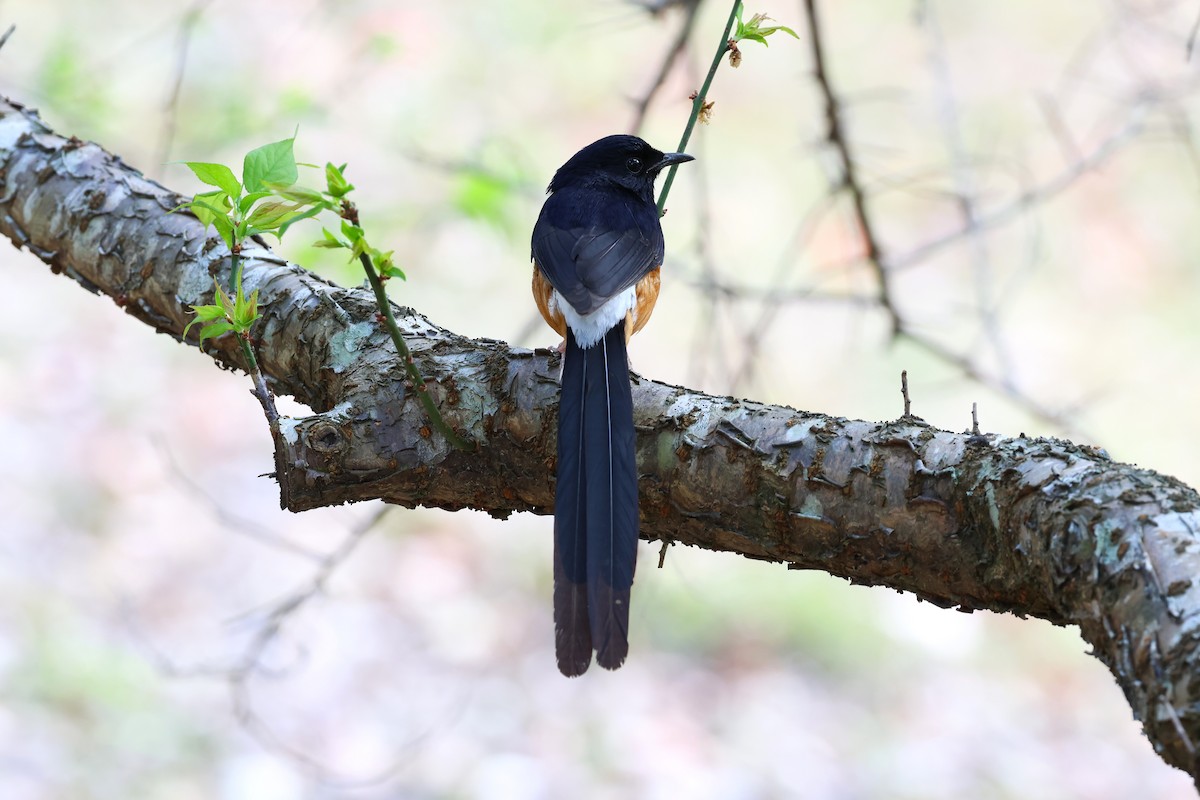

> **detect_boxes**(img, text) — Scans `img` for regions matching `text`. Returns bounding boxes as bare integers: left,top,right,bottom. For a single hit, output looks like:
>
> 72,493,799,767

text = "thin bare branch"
152,433,326,562
893,104,1148,271
152,1,211,175
922,2,1017,392
629,0,703,134
802,0,902,335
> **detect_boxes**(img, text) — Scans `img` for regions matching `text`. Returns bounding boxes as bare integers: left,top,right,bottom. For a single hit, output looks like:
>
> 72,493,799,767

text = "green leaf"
184,162,241,198
379,263,406,280
182,303,228,340
762,24,798,39
272,185,327,206
210,213,235,249
374,248,405,281
238,190,274,215
197,320,234,344
192,304,228,322
188,190,230,227
189,192,236,248
182,317,202,340
215,282,235,315
313,227,347,249
340,219,364,242
733,10,799,46
246,199,306,230
242,136,298,194
234,288,261,328
275,203,324,239
325,162,354,198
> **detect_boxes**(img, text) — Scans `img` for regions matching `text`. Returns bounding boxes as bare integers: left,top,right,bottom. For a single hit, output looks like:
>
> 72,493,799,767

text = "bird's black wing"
532,192,664,316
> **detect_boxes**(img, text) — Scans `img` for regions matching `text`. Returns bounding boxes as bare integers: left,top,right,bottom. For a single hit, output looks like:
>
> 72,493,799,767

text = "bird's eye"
625,157,643,174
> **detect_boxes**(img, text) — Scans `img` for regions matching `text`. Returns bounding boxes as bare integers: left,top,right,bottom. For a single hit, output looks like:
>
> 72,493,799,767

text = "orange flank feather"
531,265,661,344
531,265,567,338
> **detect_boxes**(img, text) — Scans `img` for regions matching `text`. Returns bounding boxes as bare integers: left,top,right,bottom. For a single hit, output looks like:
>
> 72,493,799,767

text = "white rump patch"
553,287,636,349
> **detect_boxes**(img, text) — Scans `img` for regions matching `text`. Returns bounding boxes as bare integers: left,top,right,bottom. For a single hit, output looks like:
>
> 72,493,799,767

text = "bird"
531,134,693,676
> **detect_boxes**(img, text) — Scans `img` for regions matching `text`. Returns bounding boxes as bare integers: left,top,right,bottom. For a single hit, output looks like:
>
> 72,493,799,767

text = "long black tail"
553,322,639,676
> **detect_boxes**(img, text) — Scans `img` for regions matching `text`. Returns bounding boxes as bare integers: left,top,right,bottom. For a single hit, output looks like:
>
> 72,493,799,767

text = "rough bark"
3,95,1199,787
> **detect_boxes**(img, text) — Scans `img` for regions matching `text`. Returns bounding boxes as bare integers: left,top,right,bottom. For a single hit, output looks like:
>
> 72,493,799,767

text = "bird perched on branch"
531,134,693,676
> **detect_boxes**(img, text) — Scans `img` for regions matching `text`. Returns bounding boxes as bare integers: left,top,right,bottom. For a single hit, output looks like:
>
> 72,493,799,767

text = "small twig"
236,326,292,510
1163,106,1200,190
241,337,280,432
0,24,15,53
628,0,695,14
656,0,742,214
802,0,902,335
965,402,992,447
223,504,423,787
690,276,876,306
224,251,287,481
922,2,1016,390
630,0,703,134
893,105,1147,272
1037,93,1084,166
358,251,473,451
234,505,385,679
152,433,324,561
658,540,671,568
728,192,840,389
902,328,1087,438
1188,5,1200,61
901,370,911,417
153,3,210,175
129,506,390,688
684,130,735,387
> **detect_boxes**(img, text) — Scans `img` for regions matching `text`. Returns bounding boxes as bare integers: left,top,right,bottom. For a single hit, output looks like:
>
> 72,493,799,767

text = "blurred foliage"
35,35,111,131
454,168,514,231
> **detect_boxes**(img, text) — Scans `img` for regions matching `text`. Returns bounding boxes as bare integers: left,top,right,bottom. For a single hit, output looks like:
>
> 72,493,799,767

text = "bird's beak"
652,152,695,172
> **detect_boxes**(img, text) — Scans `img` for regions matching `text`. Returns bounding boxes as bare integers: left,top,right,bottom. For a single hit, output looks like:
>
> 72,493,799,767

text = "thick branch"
3,96,1199,784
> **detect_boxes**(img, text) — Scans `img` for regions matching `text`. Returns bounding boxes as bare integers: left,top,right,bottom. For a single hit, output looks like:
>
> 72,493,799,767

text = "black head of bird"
547,134,695,202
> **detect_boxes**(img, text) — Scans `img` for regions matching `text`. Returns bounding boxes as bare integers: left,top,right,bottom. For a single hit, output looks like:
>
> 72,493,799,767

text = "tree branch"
4,95,1200,786
802,0,902,335
628,0,703,135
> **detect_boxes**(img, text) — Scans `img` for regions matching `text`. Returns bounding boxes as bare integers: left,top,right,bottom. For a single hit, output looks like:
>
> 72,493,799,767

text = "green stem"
656,0,741,214
238,332,292,506
238,337,277,423
230,249,241,294
358,252,474,451
229,249,279,431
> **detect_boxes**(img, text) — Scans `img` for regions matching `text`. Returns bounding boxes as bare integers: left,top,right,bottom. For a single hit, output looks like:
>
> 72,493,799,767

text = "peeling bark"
2,96,1198,788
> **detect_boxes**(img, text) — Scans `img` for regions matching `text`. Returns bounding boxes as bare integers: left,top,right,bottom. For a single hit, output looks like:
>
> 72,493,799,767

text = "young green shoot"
178,138,469,451
656,1,800,214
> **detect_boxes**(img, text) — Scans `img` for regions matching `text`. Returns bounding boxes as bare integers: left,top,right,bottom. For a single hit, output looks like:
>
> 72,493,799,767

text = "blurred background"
1,0,1199,797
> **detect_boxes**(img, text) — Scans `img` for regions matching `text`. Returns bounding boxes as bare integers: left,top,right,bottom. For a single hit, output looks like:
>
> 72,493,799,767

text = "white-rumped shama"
531,135,693,676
